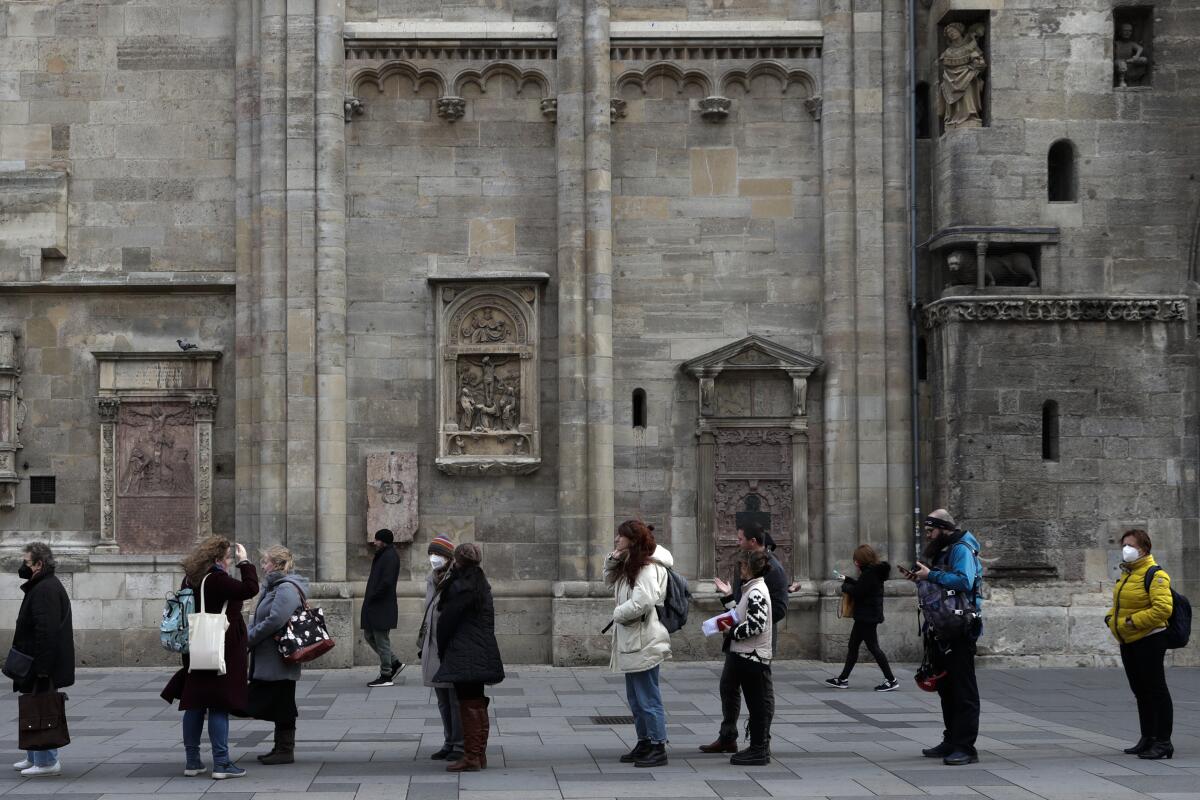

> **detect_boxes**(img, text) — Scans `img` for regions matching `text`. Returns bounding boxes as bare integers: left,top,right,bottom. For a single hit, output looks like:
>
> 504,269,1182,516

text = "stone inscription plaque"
366,449,418,543
116,402,196,553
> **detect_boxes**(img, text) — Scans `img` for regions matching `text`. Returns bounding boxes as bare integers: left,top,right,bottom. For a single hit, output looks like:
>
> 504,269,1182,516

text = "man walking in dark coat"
10,542,74,777
362,529,403,687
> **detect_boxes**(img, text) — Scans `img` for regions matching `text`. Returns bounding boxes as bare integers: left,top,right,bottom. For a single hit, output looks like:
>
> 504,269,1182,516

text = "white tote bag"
187,573,230,675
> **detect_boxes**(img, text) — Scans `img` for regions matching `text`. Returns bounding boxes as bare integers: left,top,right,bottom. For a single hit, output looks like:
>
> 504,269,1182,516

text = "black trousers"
931,637,979,755
1120,633,1172,741
839,621,895,682
717,653,772,748
718,627,776,742
455,682,486,701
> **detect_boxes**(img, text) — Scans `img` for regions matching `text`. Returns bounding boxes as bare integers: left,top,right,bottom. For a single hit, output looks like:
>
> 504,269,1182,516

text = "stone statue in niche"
461,307,512,344
945,249,1038,287
1114,22,1149,87
937,22,987,129
457,356,519,432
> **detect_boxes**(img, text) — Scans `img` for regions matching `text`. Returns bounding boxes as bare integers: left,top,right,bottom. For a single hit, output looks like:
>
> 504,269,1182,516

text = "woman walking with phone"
823,544,898,692
161,537,259,780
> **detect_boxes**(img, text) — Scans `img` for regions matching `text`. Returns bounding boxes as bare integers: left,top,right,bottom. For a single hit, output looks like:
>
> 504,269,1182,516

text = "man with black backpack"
906,509,983,766
700,522,788,755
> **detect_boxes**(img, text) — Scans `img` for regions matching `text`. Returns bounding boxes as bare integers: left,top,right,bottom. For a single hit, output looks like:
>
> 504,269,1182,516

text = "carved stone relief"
93,351,221,553
430,278,547,476
937,22,987,129
366,448,418,543
923,297,1189,328
0,332,21,510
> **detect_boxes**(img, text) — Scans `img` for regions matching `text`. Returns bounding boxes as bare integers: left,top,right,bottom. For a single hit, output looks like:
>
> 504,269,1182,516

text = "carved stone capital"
541,97,557,122
923,297,1189,328
437,96,467,122
699,96,731,122
190,393,219,422
96,396,121,423
610,98,627,122
344,96,365,123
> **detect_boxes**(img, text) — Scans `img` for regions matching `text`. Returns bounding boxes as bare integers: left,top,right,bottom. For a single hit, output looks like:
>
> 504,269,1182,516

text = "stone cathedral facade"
0,0,1197,667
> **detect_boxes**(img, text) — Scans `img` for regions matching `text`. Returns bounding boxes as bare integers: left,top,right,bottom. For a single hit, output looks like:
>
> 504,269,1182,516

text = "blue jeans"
183,708,231,765
625,666,667,744
27,748,57,767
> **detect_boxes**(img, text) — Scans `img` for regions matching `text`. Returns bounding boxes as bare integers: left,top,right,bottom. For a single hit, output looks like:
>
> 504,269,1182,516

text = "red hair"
612,520,656,587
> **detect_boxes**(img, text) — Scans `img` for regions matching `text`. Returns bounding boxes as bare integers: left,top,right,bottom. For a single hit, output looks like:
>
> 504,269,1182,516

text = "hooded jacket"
1106,554,1173,645
248,571,310,682
841,561,891,624
605,545,674,673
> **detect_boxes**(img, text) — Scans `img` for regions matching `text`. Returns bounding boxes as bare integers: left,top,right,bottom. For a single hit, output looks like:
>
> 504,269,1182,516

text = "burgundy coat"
160,562,259,712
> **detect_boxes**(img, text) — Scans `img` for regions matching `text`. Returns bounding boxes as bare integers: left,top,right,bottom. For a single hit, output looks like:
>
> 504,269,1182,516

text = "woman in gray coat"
420,536,462,761
246,546,308,765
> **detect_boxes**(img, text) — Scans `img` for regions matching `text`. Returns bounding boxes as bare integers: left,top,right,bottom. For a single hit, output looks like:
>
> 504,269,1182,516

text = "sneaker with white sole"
12,759,30,771
183,763,208,777
824,677,849,689
874,678,900,692
212,762,246,780
21,762,61,777
367,674,394,688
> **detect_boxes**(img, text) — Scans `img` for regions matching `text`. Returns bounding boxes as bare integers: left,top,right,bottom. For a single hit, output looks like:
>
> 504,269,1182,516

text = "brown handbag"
19,688,70,751
838,593,855,619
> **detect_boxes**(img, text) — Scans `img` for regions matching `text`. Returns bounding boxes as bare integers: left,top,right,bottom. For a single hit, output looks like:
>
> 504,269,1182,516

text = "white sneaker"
21,762,61,777
12,759,31,771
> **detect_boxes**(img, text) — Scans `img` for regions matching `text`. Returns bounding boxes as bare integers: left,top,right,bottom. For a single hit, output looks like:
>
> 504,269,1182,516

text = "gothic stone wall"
927,314,1199,664
1,0,237,275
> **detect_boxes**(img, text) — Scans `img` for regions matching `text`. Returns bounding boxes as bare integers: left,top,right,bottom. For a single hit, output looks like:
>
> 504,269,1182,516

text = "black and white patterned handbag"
273,581,336,664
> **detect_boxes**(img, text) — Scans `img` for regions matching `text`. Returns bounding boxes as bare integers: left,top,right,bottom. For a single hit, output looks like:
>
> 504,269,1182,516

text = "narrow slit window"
632,388,647,428
914,82,931,140
1047,139,1077,202
30,476,56,504
1041,400,1060,462
917,336,929,381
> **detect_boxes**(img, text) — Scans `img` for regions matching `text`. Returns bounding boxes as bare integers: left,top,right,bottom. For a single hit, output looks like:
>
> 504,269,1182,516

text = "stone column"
315,0,348,581
819,0,860,574
696,430,716,578
791,429,811,580
882,0,915,564
258,0,289,545
96,397,120,552
584,0,615,580
192,395,219,540
557,0,590,582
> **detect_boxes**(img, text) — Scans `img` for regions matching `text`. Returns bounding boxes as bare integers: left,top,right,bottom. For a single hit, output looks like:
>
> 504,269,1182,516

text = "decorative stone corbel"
699,96,732,122
344,96,364,123
540,98,557,122
804,95,823,121
786,369,809,417
437,96,467,122
610,98,627,122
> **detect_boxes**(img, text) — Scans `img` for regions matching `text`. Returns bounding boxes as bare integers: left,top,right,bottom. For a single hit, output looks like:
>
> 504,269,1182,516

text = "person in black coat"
824,544,898,692
361,529,403,687
10,542,74,776
433,543,505,773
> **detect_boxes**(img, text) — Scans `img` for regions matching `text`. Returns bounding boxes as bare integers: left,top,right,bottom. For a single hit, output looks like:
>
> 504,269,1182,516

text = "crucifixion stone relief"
430,277,546,476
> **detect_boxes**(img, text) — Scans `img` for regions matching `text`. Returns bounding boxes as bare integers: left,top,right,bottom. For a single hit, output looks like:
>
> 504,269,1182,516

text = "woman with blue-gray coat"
245,546,308,766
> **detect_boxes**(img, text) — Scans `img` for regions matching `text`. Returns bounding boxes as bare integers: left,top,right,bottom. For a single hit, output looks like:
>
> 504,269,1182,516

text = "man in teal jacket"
910,509,982,766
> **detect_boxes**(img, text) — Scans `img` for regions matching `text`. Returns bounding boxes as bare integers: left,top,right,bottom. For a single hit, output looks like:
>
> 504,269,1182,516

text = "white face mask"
430,554,448,570
1121,545,1141,563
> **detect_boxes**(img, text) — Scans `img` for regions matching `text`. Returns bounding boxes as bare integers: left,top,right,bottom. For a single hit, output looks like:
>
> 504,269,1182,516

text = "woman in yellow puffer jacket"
1105,529,1174,760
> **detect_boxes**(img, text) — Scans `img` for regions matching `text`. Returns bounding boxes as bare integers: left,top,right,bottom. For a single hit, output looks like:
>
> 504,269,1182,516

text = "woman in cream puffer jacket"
604,520,673,768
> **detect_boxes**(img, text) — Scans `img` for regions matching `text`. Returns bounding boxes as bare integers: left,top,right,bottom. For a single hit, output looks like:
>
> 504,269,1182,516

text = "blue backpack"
160,587,196,654
1144,566,1191,649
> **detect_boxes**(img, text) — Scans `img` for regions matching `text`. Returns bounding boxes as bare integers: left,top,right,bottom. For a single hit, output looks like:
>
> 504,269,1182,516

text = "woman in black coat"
10,542,74,776
433,543,504,773
825,544,898,692
160,536,259,780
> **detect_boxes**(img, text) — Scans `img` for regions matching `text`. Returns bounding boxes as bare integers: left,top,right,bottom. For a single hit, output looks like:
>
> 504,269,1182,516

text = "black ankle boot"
730,745,770,766
634,743,668,768
620,739,652,763
1138,740,1173,760
1123,736,1153,755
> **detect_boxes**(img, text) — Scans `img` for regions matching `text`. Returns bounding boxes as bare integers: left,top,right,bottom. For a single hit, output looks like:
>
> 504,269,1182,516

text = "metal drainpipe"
907,0,923,563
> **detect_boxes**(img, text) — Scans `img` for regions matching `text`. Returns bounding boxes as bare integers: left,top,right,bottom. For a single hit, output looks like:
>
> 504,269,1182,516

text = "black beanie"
374,529,395,544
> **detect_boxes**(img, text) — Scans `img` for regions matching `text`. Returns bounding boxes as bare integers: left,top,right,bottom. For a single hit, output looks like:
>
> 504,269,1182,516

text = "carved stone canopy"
682,335,823,419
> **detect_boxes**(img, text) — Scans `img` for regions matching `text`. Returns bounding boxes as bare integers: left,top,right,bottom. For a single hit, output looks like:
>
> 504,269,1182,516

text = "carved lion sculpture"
945,249,1038,287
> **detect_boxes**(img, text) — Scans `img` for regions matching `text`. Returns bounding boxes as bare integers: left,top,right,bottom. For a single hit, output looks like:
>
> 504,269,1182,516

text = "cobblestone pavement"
1,664,1197,800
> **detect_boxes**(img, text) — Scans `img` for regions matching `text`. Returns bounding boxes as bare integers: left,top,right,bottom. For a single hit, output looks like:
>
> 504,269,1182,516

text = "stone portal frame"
683,335,822,581
0,332,22,509
429,274,549,476
92,351,221,553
